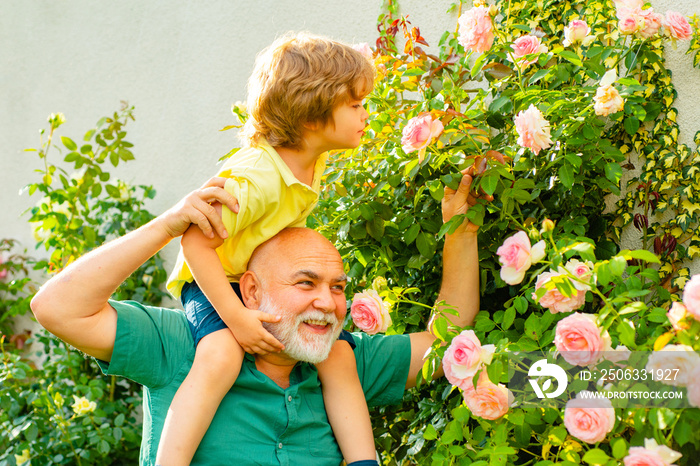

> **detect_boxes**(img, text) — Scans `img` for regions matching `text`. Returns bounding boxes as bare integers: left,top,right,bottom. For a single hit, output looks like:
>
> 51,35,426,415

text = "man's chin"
285,326,340,364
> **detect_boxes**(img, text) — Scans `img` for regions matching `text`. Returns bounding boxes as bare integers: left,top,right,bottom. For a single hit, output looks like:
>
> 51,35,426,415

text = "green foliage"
311,0,700,464
1,105,169,464
0,334,140,465
0,240,35,341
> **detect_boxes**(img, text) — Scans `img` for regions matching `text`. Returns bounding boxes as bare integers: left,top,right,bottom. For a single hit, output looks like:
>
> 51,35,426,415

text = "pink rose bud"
510,34,549,68
594,84,625,116
496,231,546,285
563,20,591,46
351,42,374,60
443,330,495,390
564,392,616,444
624,438,683,466
619,15,641,35
667,301,690,331
350,289,391,335
514,104,553,155
614,0,644,19
463,372,512,420
554,313,612,366
457,6,495,53
682,274,700,321
665,11,693,40
401,113,444,155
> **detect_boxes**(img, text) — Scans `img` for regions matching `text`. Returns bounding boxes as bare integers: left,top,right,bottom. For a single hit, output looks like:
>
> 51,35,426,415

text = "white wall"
2,0,698,293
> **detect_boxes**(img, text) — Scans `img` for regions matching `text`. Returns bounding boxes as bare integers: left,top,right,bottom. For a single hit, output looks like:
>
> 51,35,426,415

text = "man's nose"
312,286,336,312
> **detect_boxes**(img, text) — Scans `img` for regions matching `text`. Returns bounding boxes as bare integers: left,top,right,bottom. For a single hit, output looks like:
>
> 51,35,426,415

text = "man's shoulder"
350,332,411,407
101,300,193,388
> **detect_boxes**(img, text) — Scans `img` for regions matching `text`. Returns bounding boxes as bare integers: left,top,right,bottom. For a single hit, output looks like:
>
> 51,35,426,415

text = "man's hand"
442,151,504,233
159,177,240,240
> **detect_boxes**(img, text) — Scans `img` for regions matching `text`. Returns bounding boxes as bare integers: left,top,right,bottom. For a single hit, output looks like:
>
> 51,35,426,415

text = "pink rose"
564,259,594,291
682,274,700,320
457,6,495,53
443,330,495,390
624,439,683,466
563,20,591,47
463,372,512,420
614,0,644,19
667,302,690,331
637,8,663,38
594,84,625,116
564,392,615,444
645,344,700,386
401,114,444,155
687,364,700,408
533,269,587,314
619,15,641,35
351,42,374,60
510,35,548,68
514,104,553,155
496,231,546,285
555,313,612,366
664,11,693,40
350,289,391,335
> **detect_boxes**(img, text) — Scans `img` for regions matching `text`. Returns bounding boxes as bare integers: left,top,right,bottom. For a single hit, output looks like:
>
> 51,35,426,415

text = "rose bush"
311,0,700,464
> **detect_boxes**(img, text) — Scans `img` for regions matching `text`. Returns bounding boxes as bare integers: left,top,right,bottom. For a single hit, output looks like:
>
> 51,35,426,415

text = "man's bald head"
247,228,342,281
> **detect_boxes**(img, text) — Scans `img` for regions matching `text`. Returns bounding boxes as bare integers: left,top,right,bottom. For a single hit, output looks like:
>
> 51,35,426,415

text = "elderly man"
31,170,483,465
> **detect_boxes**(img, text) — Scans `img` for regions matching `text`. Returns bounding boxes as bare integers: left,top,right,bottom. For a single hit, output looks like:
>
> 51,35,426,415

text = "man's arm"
406,167,486,388
30,177,239,362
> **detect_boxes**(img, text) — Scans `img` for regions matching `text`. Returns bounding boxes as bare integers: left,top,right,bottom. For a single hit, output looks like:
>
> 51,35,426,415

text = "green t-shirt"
97,300,411,466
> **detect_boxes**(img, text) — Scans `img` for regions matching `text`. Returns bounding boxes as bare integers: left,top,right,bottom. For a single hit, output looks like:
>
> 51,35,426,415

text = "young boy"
157,33,379,466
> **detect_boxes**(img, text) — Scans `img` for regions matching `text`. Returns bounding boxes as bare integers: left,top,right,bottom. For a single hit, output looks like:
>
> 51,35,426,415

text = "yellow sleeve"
221,176,268,238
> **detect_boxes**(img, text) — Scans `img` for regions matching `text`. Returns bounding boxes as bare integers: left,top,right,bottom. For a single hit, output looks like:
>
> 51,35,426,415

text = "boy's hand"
159,177,240,240
443,150,504,233
230,308,285,355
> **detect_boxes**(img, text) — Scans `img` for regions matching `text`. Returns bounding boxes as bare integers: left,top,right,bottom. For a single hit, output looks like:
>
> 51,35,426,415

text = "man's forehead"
290,268,348,283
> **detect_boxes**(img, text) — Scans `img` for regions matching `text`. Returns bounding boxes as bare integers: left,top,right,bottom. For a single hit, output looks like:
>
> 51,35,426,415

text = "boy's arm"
181,224,284,354
30,178,239,362
406,167,486,388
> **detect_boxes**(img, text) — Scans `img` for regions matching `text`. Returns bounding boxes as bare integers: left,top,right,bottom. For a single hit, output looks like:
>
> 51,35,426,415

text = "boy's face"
314,97,369,152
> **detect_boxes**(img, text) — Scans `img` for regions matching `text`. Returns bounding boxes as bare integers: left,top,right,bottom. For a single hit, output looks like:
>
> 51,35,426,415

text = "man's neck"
254,353,298,389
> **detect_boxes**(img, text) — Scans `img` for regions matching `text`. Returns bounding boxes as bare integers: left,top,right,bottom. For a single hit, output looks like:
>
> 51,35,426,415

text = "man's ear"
239,270,262,308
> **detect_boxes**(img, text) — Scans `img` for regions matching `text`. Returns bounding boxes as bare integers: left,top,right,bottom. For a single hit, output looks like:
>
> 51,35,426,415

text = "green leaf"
624,117,640,136
424,424,438,440
559,164,574,188
416,232,436,258
479,173,498,196
559,50,582,66
624,249,660,264
61,136,78,151
582,449,610,465
502,306,516,329
611,438,628,459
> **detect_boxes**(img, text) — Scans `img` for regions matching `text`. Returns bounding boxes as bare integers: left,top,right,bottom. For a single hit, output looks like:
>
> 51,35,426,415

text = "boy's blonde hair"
241,32,374,150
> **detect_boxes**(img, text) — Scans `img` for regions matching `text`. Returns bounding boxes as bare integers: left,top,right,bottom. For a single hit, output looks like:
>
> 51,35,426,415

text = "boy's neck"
275,145,322,186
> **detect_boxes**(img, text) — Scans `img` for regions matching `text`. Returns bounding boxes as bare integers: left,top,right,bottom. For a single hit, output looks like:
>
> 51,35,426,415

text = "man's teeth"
304,319,328,326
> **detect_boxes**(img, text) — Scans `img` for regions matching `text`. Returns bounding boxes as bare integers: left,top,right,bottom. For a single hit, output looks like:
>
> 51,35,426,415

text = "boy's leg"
316,340,378,465
156,328,244,466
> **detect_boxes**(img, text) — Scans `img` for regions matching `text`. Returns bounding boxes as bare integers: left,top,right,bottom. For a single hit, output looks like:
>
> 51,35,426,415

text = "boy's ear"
239,271,262,308
302,120,320,131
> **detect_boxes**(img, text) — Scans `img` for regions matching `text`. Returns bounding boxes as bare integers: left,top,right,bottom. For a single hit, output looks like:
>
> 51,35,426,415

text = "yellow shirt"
166,141,327,298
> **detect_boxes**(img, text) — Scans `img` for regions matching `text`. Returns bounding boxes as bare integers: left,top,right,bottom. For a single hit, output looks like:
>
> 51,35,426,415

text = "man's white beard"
259,292,341,364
